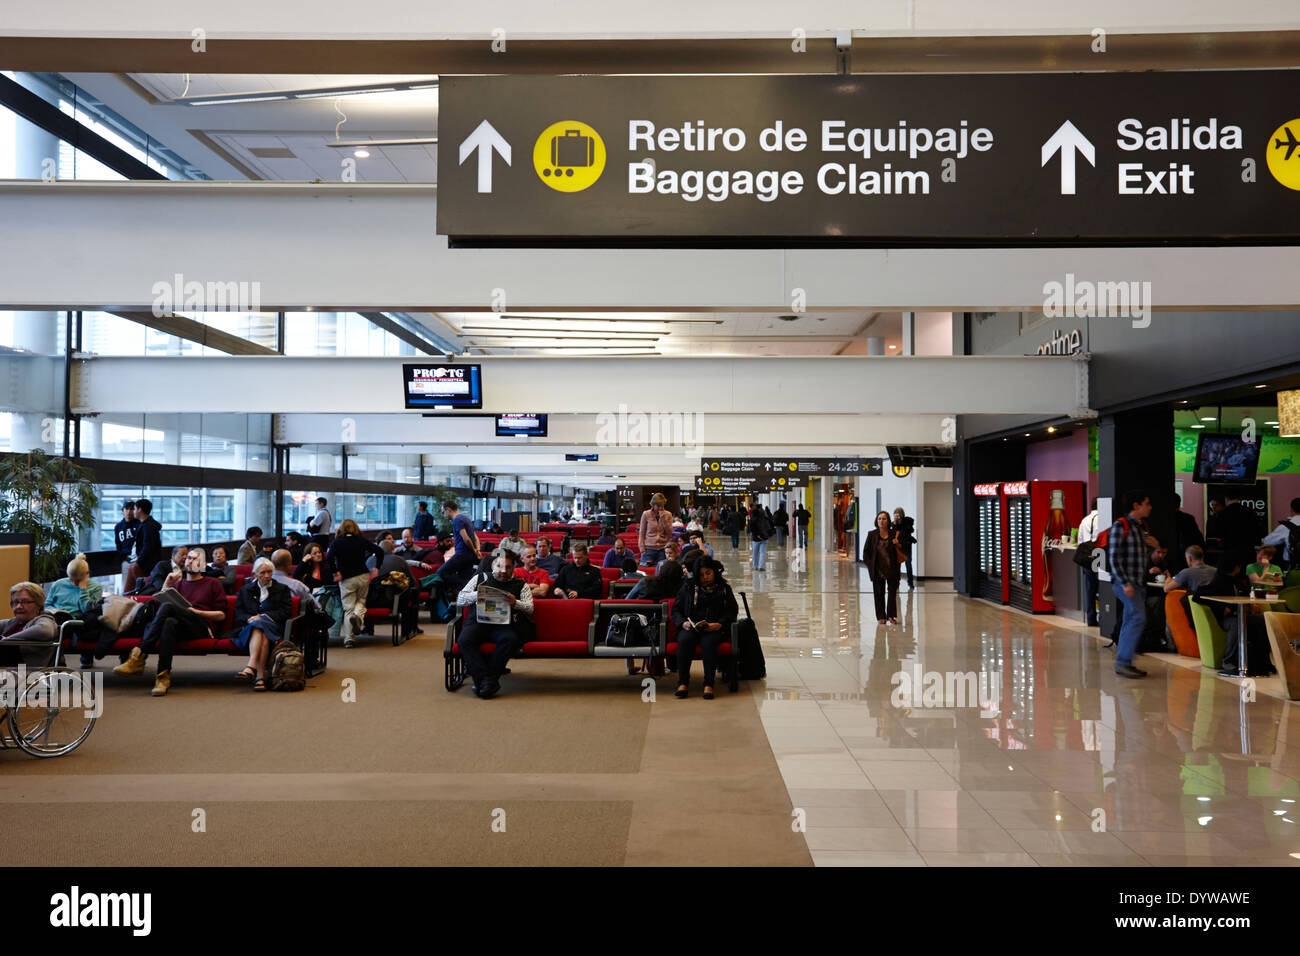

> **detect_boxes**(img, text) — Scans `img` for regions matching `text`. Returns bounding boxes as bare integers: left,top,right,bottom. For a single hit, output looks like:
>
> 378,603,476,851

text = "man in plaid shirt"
1107,489,1155,679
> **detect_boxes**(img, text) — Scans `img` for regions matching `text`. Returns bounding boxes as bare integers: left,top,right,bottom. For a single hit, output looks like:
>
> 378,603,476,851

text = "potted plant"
0,449,98,584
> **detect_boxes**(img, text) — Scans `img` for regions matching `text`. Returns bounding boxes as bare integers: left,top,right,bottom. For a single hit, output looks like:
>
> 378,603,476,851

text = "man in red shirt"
516,546,553,599
115,547,228,696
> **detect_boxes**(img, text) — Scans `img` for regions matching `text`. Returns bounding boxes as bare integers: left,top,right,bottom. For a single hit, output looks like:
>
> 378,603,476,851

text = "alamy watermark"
890,665,1001,712
1042,272,1152,329
0,665,102,718
595,403,704,457
151,273,262,317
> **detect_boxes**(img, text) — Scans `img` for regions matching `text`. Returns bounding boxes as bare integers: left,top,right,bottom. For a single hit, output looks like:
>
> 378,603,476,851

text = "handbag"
1072,541,1096,568
100,594,145,634
605,613,652,648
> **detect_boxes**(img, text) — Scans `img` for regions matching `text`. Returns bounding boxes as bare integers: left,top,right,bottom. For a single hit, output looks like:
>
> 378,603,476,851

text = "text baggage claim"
626,116,1244,202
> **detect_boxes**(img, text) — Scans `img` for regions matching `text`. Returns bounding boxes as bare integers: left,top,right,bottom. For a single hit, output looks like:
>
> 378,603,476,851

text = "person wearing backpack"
1263,497,1300,571
749,503,773,571
1107,489,1159,679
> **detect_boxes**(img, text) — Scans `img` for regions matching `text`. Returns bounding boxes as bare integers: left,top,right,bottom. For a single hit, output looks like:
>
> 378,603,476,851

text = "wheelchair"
0,615,97,758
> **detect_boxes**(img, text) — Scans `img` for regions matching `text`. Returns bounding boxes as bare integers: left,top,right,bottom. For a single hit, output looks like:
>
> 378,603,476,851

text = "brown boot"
151,670,171,697
114,647,146,676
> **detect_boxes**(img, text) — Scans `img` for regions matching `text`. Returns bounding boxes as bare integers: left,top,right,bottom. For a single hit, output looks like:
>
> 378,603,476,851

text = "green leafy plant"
0,450,98,584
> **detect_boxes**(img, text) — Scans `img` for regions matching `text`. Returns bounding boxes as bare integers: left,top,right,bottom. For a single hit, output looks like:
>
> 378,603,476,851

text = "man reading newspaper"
455,551,534,699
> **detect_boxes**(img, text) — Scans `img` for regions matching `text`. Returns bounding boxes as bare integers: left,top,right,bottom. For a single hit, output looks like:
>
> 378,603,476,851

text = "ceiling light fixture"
174,77,439,106
326,137,437,149
1200,416,1216,421
353,148,370,159
1047,426,1056,433
1191,424,1205,429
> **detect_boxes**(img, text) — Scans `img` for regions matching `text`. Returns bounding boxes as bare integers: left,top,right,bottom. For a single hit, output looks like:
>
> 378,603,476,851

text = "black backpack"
1286,518,1300,569
736,591,766,680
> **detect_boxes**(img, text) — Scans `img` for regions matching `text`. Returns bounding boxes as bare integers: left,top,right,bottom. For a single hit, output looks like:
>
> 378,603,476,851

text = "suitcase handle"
739,590,751,618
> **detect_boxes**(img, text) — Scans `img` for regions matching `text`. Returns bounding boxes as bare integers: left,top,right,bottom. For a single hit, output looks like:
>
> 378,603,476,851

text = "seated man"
595,526,617,546
271,548,321,613
114,548,229,696
1163,545,1216,593
367,539,421,636
534,537,565,576
140,545,188,595
555,543,603,599
602,537,633,568
681,531,714,559
455,551,534,699
284,532,306,564
516,546,553,599
499,529,527,561
394,528,422,560
236,526,263,566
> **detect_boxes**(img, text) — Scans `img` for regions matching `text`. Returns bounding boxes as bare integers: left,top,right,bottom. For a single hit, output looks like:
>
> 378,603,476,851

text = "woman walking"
863,511,904,625
326,519,384,647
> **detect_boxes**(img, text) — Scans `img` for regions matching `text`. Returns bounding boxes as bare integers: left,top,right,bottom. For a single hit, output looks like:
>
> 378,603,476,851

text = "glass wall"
80,412,272,471
283,312,418,356
0,311,68,454
91,484,276,552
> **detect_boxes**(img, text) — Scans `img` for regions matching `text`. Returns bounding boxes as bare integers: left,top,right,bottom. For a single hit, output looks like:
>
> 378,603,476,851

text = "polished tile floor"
717,537,1300,867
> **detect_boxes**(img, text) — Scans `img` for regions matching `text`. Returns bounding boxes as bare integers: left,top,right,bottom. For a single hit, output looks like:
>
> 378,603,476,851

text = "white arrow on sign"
458,119,512,193
1040,120,1095,195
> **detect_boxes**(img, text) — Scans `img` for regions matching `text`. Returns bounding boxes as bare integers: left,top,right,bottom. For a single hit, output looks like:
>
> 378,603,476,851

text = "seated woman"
231,558,292,691
670,558,738,700
114,548,228,696
293,542,333,591
46,553,104,617
204,546,239,594
0,581,60,666
626,559,683,601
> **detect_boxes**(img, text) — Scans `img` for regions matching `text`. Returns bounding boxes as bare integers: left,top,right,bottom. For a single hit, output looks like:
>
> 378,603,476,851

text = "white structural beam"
73,354,1087,416
275,413,949,446
4,1,1295,38
2,183,1298,311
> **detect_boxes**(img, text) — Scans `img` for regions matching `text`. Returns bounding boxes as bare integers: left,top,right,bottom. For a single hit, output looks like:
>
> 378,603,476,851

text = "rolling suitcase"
736,591,766,680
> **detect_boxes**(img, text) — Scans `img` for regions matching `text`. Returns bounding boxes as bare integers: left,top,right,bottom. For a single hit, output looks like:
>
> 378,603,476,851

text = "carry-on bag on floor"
737,591,766,680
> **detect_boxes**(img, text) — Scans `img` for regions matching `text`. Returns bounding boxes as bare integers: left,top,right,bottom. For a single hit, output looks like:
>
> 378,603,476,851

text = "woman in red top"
114,547,229,696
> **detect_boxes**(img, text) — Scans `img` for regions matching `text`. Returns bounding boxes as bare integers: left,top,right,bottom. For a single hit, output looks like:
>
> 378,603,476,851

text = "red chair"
443,599,597,691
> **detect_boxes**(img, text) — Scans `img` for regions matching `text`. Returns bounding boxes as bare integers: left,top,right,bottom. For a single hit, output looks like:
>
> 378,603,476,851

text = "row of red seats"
442,597,739,693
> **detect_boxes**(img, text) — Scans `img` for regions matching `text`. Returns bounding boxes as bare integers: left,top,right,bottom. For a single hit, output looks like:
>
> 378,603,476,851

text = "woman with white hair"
0,582,59,666
115,548,228,696
231,557,292,692
46,553,104,616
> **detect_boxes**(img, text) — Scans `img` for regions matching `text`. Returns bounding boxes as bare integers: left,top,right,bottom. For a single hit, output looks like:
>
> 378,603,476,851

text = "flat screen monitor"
402,364,482,409
495,413,547,437
1192,433,1261,484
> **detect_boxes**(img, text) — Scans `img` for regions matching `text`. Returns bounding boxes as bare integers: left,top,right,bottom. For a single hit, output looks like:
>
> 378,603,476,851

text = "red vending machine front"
1003,482,1033,611
1029,480,1086,613
973,483,1008,604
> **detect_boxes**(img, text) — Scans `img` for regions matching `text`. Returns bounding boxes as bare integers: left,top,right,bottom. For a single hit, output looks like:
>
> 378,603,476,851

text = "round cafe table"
1197,594,1285,676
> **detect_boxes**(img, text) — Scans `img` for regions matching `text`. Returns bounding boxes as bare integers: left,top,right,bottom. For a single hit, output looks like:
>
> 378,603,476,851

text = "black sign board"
701,457,883,477
438,72,1300,245
695,474,805,494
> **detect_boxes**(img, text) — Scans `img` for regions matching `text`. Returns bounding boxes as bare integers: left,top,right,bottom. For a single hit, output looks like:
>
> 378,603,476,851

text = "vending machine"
973,483,1007,604
1003,480,1086,613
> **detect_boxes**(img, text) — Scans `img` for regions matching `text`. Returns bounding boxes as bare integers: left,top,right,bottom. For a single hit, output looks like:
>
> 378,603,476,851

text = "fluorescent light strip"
471,341,659,348
461,328,662,338
175,77,439,106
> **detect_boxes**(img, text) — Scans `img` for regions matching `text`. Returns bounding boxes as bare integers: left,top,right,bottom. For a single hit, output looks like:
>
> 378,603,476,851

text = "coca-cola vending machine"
1003,480,1086,613
973,483,1007,604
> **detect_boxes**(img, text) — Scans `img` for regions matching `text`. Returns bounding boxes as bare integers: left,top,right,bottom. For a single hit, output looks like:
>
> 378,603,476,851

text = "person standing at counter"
1077,498,1101,627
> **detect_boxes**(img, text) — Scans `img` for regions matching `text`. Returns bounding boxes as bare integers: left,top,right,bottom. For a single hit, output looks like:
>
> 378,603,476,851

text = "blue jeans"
1115,585,1146,667
751,539,768,569
730,531,740,548
797,527,808,549
641,548,665,567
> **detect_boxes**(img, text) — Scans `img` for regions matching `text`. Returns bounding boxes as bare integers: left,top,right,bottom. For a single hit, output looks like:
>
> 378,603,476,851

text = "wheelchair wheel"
13,668,97,757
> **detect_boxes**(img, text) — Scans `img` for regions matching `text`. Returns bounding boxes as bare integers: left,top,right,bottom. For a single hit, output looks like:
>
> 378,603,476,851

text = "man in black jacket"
455,551,535,699
1218,493,1260,572
141,546,188,596
129,498,164,591
555,543,602,599
893,508,917,588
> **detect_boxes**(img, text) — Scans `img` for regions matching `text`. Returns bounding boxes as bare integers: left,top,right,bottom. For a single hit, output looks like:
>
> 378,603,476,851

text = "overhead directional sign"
701,457,883,477
438,72,1300,244
695,474,806,494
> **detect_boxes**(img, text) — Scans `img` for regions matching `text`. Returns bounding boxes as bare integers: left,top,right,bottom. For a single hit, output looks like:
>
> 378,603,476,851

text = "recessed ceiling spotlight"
353,148,370,158
1047,426,1056,433
1255,384,1268,389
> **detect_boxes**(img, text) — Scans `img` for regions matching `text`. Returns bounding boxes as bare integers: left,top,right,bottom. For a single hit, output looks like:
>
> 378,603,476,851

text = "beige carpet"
0,633,810,866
